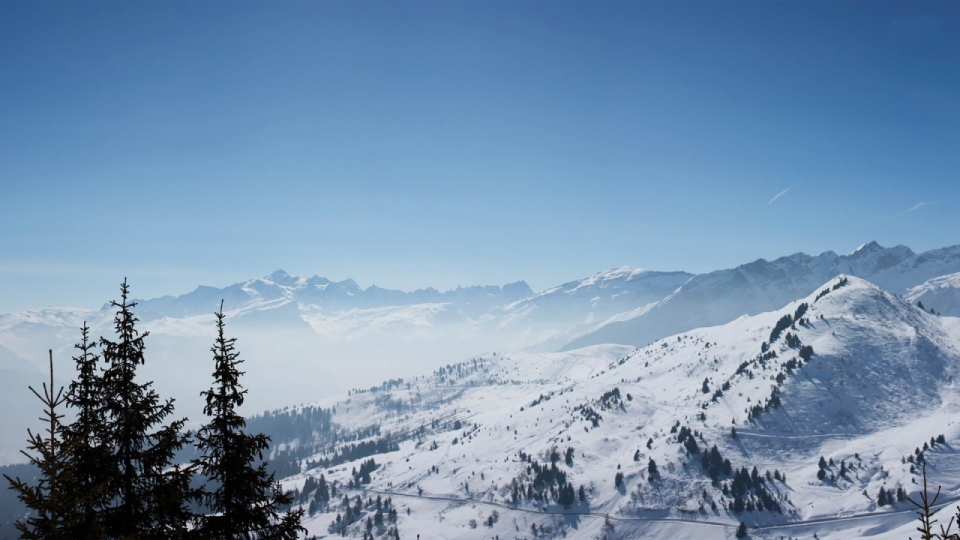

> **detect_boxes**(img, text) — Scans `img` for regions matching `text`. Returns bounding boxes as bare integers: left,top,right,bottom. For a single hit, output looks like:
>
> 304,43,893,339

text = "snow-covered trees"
648,458,659,480
701,445,732,481
769,314,794,344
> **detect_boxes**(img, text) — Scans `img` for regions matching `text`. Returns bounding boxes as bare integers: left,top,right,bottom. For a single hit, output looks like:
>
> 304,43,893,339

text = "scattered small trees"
769,315,794,344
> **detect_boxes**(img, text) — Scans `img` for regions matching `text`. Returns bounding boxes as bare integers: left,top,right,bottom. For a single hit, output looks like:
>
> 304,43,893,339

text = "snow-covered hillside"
495,267,693,351
565,242,960,351
0,267,693,453
3,242,960,475
907,273,960,318
275,276,960,540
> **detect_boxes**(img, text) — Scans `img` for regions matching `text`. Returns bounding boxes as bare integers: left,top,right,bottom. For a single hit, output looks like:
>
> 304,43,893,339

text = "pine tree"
3,351,81,539
908,462,942,540
314,475,329,508
62,322,109,538
193,301,305,539
98,280,194,538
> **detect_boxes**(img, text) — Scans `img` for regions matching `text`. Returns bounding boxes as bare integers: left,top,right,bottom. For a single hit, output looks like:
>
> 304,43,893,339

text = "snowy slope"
906,272,960,317
277,276,960,540
4,243,960,471
565,242,960,351
0,267,691,450
493,267,693,351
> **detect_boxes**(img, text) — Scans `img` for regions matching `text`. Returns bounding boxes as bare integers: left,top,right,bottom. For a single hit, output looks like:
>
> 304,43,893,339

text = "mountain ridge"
276,275,960,539
564,242,960,350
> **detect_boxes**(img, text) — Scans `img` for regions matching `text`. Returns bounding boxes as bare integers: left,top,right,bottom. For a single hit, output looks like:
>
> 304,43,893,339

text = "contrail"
769,183,797,205
899,201,936,215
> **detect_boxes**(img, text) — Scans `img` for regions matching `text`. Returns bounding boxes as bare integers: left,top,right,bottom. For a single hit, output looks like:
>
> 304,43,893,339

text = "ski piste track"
348,486,960,537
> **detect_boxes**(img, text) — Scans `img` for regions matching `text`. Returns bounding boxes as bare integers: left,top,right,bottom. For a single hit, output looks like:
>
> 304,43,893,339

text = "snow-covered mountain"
131,269,534,322
0,267,691,394
565,242,960,350
493,267,693,351
3,242,957,372
3,242,960,469
906,272,960,318
276,276,960,540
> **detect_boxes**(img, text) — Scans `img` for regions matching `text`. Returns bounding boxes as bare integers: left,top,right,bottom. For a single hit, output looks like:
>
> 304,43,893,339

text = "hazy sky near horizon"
1,1,958,312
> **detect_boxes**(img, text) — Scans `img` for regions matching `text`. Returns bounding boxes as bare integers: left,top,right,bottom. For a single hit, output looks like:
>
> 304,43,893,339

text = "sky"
1,1,958,312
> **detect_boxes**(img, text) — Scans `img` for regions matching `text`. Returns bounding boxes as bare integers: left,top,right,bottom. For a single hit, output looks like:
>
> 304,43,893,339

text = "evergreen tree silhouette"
98,280,193,538
61,322,109,539
3,351,81,539
193,301,305,539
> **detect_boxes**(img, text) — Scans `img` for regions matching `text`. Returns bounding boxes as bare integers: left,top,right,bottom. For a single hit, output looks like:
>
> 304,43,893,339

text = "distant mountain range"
4,241,960,369
564,241,960,350
2,241,960,465
131,269,536,320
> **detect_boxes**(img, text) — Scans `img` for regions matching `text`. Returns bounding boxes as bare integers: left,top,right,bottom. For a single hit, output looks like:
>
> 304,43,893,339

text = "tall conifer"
193,302,305,539
62,322,109,538
3,351,80,539
98,280,193,538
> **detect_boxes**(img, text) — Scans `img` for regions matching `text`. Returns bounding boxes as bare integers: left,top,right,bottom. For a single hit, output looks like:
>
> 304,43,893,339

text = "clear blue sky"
1,1,958,311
